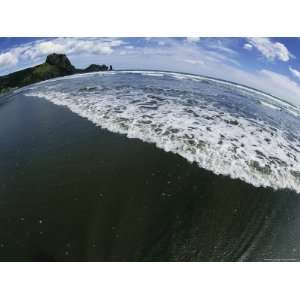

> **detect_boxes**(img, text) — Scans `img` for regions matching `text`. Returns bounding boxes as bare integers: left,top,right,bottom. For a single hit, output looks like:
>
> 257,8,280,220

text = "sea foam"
24,71,300,193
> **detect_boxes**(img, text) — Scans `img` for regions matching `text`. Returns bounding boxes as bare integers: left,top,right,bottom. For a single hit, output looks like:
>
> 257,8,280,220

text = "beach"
0,94,300,261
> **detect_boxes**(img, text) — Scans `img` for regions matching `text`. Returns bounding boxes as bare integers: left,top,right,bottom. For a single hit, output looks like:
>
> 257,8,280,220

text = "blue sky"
1,37,300,106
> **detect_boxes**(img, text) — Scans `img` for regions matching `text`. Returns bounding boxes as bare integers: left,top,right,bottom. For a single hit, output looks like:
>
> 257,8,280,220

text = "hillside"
0,53,112,94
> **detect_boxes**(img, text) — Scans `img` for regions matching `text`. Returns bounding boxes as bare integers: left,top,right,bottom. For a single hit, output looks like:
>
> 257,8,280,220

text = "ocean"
0,92,300,261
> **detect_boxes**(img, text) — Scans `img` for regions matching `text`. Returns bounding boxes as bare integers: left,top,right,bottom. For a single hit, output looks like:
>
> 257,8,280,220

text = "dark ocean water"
0,95,300,261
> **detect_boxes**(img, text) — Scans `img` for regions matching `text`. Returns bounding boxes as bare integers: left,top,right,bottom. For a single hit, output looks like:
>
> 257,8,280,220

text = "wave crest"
24,71,300,193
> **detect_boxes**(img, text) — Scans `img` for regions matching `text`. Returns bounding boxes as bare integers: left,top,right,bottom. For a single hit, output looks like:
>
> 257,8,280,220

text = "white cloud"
0,37,125,69
158,40,166,46
204,50,240,66
289,66,300,80
246,37,292,62
243,43,253,50
184,59,204,65
0,52,18,67
186,37,200,43
206,40,238,56
36,41,66,56
35,38,124,57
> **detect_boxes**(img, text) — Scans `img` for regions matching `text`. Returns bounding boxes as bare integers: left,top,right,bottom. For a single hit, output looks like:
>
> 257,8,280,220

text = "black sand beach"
1,95,300,261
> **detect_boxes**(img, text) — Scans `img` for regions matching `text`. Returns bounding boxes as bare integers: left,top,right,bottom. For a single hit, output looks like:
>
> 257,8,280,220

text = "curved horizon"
2,38,300,106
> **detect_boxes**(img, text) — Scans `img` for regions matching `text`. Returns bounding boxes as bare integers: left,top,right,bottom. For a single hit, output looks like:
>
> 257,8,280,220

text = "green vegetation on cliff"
0,53,112,94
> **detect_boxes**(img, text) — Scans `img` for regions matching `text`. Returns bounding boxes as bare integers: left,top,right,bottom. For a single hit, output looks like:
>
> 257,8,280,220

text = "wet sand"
0,94,300,261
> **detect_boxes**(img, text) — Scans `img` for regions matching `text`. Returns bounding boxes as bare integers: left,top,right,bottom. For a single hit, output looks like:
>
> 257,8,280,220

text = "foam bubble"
24,71,300,193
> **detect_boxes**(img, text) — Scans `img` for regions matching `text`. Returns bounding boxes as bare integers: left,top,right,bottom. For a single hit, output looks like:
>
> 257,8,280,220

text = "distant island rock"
80,64,111,73
0,53,113,94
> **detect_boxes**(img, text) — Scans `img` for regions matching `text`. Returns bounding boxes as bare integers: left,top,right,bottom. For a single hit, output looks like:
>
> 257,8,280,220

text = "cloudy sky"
1,37,300,106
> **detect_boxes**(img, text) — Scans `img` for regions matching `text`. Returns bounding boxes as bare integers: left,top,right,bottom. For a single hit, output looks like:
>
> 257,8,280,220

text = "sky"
1,37,300,106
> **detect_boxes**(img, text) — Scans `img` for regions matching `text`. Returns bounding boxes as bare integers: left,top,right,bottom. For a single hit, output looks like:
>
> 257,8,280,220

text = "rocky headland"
0,53,112,94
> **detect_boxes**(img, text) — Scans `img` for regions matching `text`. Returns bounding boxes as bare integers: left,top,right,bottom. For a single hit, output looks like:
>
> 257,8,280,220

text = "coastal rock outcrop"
82,64,109,72
0,53,113,94
45,53,76,74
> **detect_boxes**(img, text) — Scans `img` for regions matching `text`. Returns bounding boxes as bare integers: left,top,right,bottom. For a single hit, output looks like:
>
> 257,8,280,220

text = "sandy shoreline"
0,94,300,261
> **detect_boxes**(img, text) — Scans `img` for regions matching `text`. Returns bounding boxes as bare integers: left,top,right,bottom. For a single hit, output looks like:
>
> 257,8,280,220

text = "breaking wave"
24,70,300,193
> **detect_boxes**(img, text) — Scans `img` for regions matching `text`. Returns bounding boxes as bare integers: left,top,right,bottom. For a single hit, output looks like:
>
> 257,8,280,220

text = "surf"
24,70,300,193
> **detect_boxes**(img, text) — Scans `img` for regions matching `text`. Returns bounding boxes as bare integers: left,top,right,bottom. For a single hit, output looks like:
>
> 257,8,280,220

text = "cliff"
0,53,112,94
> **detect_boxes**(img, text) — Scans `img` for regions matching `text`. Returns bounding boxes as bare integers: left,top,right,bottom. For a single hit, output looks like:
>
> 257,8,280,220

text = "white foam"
24,71,300,193
260,101,281,111
121,71,300,112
